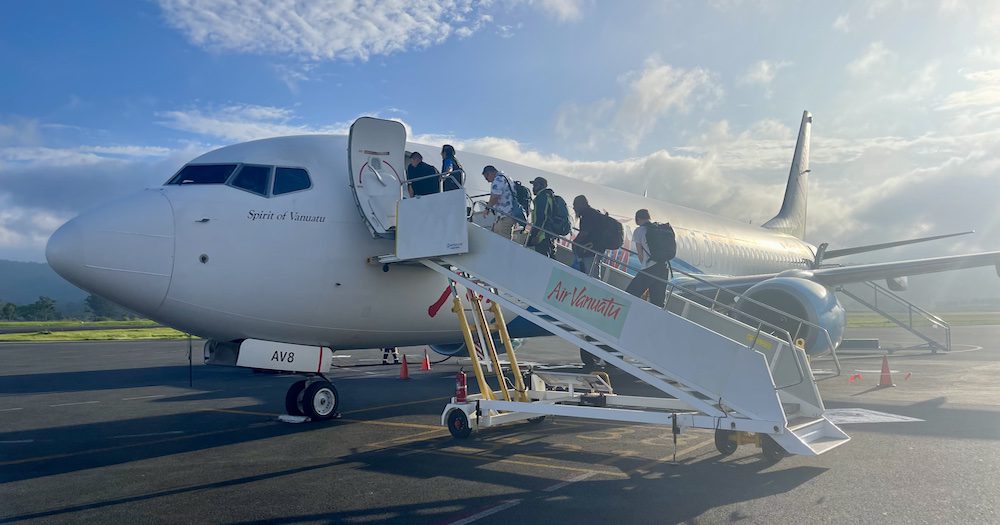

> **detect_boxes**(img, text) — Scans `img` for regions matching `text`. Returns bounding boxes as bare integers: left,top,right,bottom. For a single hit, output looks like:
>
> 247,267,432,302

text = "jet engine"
735,275,845,356
429,343,467,356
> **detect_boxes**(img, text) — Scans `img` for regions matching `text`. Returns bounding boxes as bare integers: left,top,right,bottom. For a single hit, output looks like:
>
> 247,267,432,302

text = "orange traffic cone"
399,354,410,380
421,349,431,371
877,355,895,388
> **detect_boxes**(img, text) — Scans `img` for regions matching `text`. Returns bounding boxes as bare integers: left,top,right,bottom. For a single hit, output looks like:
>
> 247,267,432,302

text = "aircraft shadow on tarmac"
0,415,827,525
0,366,229,395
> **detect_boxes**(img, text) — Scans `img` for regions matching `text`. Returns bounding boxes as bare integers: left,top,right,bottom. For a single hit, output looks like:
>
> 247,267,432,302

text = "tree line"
0,294,134,322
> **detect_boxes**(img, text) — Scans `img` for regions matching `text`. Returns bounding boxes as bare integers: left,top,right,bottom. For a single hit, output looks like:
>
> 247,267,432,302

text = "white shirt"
490,172,515,216
632,224,655,269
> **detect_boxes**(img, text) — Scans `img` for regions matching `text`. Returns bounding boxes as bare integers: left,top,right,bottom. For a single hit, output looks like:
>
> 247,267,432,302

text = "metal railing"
839,281,951,352
473,202,842,389
399,169,467,198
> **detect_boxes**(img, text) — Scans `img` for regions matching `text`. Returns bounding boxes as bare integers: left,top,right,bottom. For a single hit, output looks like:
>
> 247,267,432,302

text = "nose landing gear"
284,375,340,421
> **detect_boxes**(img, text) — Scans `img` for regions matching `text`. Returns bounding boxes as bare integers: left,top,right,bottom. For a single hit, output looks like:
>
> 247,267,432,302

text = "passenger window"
167,164,238,185
273,167,311,195
230,165,272,196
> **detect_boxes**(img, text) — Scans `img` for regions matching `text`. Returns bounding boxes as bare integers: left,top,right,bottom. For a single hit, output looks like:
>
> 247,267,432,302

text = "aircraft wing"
678,251,1000,295
808,251,1000,287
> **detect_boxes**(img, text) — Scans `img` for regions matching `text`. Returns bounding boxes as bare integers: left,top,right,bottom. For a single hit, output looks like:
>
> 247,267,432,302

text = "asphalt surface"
1,326,999,524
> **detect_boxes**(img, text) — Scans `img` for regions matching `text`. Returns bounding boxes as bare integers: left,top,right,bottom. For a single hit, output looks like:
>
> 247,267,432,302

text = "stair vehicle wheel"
447,409,472,439
527,416,546,425
760,435,788,462
284,380,307,416
714,429,738,456
302,381,339,420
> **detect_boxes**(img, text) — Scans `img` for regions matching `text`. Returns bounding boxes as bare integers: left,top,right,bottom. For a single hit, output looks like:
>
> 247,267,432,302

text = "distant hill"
0,260,87,312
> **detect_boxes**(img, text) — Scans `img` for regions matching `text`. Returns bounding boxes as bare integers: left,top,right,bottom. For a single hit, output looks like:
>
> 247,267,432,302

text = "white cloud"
938,69,1000,112
882,61,940,103
556,56,723,151
0,145,171,168
158,0,492,61
531,0,585,22
156,104,354,142
832,13,850,32
847,41,895,77
739,60,791,86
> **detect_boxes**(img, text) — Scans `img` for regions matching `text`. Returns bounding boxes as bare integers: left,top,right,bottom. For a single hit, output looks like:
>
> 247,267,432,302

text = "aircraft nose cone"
46,190,175,315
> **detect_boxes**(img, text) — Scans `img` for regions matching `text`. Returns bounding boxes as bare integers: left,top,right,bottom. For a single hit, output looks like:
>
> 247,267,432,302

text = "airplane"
45,111,1000,421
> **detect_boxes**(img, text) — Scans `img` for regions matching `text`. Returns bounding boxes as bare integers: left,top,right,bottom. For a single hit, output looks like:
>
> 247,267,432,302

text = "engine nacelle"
735,276,845,356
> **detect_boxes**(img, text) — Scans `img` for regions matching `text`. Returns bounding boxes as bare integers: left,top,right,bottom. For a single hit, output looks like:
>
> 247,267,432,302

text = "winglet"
762,111,812,239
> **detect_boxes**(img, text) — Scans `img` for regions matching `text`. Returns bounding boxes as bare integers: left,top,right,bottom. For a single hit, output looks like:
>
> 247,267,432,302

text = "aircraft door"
348,117,406,237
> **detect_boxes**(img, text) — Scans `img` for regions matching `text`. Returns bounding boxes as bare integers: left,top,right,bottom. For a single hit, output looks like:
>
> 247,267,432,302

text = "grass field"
0,311,997,342
0,319,160,328
0,327,187,342
847,311,1000,327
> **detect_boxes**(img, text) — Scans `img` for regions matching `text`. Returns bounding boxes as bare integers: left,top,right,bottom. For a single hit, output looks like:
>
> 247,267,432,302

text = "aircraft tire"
447,409,472,439
284,380,307,416
302,381,339,420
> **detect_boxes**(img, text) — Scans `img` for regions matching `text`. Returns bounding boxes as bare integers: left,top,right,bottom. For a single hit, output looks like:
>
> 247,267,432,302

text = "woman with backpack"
440,144,464,191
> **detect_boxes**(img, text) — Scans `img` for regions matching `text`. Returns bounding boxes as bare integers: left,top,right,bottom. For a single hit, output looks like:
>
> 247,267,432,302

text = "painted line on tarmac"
365,428,448,450
340,418,441,431
418,447,629,479
0,439,34,444
0,425,266,467
206,408,281,417
446,500,522,525
111,431,185,439
122,394,167,401
341,395,451,416
629,438,715,474
0,407,24,412
49,401,100,407
543,471,595,492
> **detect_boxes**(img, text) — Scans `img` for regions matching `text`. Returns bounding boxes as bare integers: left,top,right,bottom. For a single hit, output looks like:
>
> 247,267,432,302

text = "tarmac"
1,325,999,524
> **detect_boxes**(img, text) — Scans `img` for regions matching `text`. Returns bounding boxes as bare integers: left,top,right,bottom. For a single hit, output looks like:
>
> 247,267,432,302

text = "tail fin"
762,111,812,239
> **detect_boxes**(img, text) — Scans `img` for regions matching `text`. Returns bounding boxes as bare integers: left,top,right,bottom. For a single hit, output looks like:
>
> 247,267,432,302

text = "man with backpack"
626,209,675,307
571,195,623,278
526,177,572,257
479,165,525,239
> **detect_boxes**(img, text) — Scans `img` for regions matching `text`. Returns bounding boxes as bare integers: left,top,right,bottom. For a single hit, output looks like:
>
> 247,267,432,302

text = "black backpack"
548,193,572,236
591,212,624,251
645,222,677,262
513,181,532,218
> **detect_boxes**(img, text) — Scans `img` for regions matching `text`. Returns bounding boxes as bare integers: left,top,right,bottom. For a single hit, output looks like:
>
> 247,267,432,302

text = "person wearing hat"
527,176,555,257
480,165,516,239
406,151,440,197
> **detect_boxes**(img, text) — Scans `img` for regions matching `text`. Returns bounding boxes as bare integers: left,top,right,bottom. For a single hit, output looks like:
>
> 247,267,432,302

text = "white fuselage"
47,134,815,349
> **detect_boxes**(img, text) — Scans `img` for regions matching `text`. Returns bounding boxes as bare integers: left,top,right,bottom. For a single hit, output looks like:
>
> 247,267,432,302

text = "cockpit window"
230,164,272,196
273,167,312,195
167,164,238,185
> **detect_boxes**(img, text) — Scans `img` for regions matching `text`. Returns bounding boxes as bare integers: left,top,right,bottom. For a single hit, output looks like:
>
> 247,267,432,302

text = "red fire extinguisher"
456,369,468,403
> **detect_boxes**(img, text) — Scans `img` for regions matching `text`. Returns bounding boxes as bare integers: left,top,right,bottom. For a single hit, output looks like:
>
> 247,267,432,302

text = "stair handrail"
473,203,818,390
861,280,951,330
399,170,467,198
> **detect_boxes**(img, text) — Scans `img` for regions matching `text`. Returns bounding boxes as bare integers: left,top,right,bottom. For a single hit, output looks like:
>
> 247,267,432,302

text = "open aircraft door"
348,117,406,238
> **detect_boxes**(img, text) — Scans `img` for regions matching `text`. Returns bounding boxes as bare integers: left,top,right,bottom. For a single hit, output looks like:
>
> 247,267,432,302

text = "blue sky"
3,0,1000,303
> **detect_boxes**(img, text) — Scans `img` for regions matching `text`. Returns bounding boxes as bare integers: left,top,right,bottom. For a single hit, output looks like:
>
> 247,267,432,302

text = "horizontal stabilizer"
822,231,975,261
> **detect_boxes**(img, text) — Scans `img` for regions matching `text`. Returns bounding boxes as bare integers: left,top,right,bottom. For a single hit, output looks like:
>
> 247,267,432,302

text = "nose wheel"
284,378,340,421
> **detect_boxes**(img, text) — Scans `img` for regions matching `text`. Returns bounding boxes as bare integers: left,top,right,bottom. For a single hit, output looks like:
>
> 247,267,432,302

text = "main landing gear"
284,375,341,420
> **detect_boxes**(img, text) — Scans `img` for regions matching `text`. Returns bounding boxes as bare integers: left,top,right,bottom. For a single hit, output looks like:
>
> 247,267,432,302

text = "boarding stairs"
837,281,951,353
348,117,849,458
